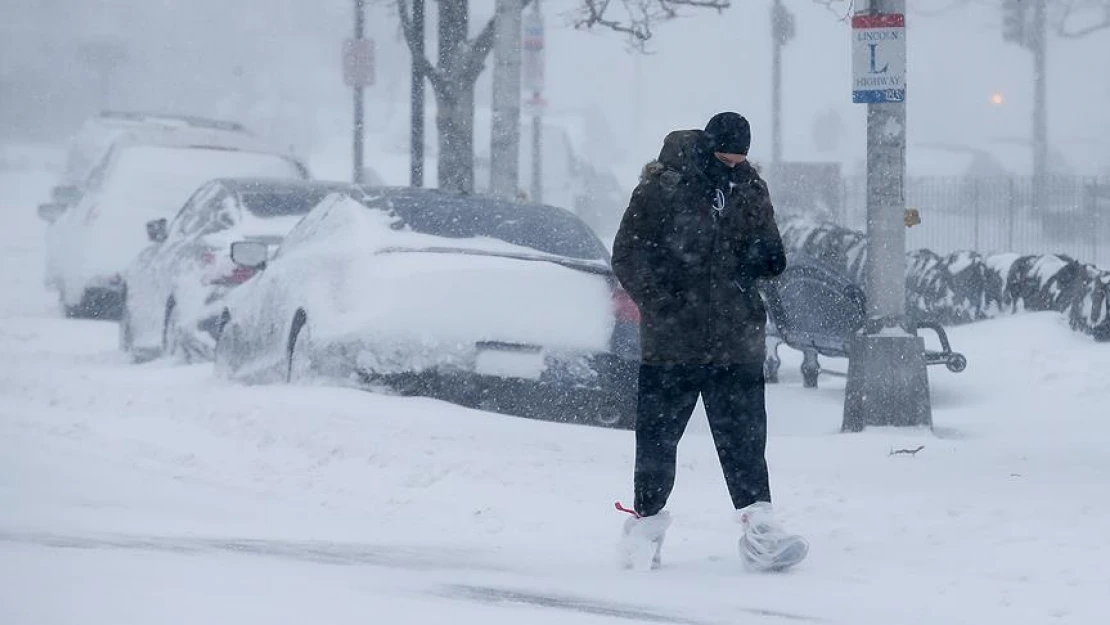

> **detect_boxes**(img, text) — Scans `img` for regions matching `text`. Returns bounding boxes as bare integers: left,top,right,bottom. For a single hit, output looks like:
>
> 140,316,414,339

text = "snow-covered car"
214,188,641,428
41,136,311,320
120,178,356,363
44,110,265,213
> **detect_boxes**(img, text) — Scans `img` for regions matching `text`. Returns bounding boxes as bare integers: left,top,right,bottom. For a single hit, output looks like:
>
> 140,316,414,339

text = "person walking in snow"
611,112,808,571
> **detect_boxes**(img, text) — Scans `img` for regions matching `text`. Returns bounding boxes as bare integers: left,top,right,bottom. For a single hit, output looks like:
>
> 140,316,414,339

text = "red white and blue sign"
852,13,906,104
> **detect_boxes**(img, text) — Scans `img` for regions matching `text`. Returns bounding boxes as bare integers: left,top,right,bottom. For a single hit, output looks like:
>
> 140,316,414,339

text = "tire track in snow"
0,529,501,572
437,584,829,624
1,529,832,624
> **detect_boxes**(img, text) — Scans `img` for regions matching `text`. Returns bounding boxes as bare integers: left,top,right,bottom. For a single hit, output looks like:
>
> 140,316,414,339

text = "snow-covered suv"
41,132,310,320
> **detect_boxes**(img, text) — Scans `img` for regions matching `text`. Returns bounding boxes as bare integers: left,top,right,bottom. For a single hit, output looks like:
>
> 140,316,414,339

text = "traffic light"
1002,0,1030,46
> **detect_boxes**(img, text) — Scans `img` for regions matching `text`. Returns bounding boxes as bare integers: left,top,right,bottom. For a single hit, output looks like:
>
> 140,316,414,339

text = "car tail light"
612,287,640,324
209,266,258,286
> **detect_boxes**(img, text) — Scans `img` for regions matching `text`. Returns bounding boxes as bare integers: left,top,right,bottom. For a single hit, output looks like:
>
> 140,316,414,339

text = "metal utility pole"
410,0,426,187
352,0,366,184
770,0,795,167
490,0,523,198
341,0,380,184
523,1,545,203
1002,0,1049,212
843,0,932,432
633,52,643,161
531,103,543,203
1032,0,1048,213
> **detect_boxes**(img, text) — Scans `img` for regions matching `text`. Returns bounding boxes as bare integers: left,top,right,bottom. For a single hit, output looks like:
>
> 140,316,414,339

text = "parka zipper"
708,192,723,363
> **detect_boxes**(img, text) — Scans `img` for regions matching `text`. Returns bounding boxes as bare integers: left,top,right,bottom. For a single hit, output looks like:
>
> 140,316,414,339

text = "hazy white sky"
2,0,1108,178
530,1,1110,177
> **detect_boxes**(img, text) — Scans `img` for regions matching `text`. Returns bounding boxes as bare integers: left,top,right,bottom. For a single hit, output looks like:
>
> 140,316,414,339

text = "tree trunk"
490,0,523,198
396,0,533,194
435,0,475,193
435,81,476,193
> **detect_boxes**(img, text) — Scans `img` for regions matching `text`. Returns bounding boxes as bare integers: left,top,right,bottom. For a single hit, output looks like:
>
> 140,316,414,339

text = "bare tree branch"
571,0,731,49
1055,0,1110,37
391,0,538,87
812,0,854,22
912,0,979,17
395,0,443,90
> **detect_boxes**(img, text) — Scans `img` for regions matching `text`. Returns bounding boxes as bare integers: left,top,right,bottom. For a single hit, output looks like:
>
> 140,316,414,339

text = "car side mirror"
145,218,168,243
230,240,268,269
37,202,67,223
51,184,82,204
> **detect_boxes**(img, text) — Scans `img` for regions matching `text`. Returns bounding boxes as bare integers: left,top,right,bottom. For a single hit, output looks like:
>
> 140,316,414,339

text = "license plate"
474,347,546,380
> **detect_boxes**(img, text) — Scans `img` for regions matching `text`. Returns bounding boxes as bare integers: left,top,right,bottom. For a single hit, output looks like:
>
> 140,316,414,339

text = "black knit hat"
703,112,751,155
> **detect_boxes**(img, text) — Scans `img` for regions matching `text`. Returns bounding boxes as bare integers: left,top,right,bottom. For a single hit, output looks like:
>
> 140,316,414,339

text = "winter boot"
737,502,808,572
617,507,672,570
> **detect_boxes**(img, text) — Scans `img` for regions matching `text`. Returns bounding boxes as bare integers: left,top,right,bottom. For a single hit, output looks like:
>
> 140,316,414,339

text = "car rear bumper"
330,340,638,428
364,353,638,429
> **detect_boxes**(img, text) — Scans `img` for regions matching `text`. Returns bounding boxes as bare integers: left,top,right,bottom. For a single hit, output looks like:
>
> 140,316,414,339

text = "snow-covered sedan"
40,132,310,319
120,178,356,363
214,188,641,428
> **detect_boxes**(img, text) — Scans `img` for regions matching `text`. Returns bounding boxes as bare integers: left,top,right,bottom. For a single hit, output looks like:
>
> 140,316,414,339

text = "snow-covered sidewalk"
2,163,1108,624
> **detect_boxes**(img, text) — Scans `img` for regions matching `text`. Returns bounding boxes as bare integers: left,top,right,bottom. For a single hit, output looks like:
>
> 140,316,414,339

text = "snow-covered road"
2,159,1108,624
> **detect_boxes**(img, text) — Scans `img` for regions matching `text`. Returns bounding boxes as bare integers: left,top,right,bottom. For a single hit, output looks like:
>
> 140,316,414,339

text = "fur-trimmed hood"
639,129,704,183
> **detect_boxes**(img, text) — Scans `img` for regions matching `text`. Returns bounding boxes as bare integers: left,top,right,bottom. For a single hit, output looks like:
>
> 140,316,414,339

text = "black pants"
634,363,771,517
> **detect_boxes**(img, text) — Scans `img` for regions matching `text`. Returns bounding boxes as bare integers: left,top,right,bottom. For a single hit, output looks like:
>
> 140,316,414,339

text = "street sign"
343,38,375,88
522,8,545,93
851,13,905,104
524,94,547,115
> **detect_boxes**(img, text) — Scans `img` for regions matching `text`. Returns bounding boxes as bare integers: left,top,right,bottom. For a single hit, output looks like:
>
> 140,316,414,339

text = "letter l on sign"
868,43,889,73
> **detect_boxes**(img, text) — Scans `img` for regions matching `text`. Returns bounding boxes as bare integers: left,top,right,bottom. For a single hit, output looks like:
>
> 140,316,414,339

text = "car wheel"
213,316,240,380
119,301,134,354
287,311,312,384
61,301,78,319
163,299,191,364
594,389,636,430
59,288,81,319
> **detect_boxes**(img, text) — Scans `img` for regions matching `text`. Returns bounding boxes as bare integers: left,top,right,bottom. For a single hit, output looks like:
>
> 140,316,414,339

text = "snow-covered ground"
2,153,1108,624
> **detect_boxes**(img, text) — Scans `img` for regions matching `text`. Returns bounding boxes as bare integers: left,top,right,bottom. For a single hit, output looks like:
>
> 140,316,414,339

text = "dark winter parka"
612,130,787,366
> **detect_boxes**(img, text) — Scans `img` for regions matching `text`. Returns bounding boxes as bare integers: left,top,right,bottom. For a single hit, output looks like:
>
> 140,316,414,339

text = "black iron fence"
835,175,1110,268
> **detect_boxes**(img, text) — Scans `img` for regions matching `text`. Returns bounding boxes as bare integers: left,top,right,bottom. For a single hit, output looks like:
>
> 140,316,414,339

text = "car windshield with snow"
378,187,610,261
213,188,640,427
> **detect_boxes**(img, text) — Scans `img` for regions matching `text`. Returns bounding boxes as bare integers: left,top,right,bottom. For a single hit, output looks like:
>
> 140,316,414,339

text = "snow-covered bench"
761,264,967,388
